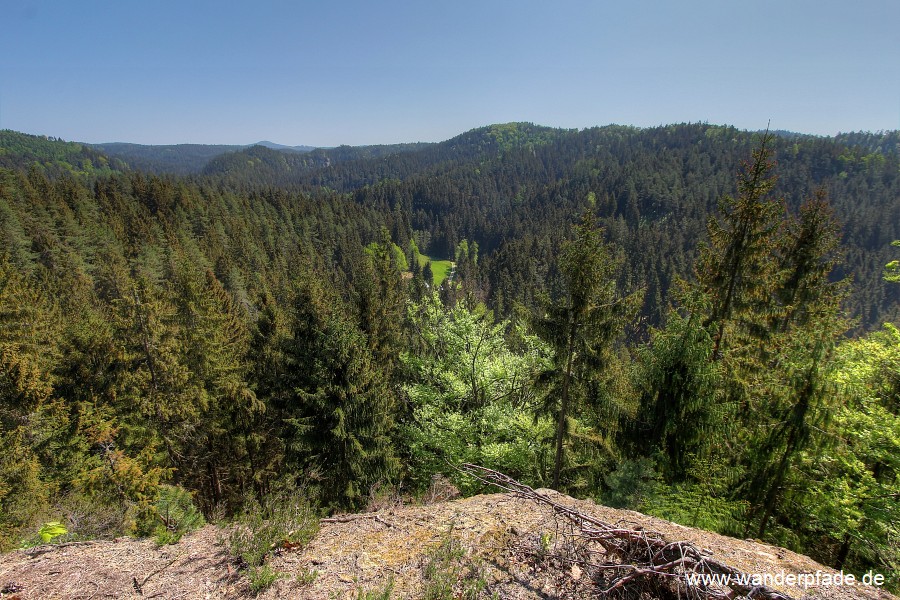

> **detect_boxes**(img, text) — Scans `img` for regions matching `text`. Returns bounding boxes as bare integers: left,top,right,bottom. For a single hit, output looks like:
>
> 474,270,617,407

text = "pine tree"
280,268,399,508
355,230,407,385
741,190,850,538
696,132,783,359
533,212,640,489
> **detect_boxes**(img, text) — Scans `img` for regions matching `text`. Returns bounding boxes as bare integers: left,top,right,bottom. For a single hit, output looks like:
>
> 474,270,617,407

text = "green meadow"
416,254,454,287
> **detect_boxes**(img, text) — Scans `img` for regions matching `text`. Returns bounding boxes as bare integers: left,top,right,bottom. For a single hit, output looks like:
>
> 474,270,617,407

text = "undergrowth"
423,527,493,600
226,482,319,595
151,485,206,545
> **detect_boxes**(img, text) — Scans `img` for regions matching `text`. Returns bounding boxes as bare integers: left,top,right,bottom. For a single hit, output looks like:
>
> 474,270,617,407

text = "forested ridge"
192,123,900,331
0,124,898,591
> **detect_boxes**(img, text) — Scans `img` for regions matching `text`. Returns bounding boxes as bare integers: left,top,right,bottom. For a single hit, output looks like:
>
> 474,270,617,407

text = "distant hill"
93,142,248,175
3,123,899,330
93,140,426,176
201,141,434,184
93,141,315,174
265,121,900,331
254,140,316,152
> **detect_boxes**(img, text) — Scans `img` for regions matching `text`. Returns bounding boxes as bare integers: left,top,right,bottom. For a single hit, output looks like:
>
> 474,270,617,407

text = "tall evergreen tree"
630,293,722,481
741,190,849,537
533,213,640,489
696,132,783,359
354,230,407,385
168,251,263,510
280,268,399,508
0,255,58,548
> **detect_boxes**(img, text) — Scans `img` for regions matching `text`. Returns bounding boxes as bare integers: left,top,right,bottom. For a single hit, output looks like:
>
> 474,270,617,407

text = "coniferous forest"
0,124,898,588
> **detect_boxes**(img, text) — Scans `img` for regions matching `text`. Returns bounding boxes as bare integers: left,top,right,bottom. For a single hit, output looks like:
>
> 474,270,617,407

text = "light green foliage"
38,521,67,543
643,452,748,536
0,130,123,177
402,291,552,492
417,254,453,286
366,240,409,272
885,240,900,283
647,483,749,536
486,122,562,154
795,326,900,587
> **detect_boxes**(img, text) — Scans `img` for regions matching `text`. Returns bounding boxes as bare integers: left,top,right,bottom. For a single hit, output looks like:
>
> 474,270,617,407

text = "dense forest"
0,125,898,590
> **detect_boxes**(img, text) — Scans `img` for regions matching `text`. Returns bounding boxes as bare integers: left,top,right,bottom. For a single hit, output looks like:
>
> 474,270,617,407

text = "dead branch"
321,512,389,524
458,463,792,600
133,556,180,595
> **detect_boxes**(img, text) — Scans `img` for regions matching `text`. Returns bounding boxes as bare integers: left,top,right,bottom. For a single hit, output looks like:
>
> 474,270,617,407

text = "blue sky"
1,1,898,146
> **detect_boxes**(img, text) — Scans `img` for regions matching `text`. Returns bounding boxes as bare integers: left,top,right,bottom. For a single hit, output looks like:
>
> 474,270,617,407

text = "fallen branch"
24,540,102,558
133,556,179,595
458,463,791,600
321,512,389,524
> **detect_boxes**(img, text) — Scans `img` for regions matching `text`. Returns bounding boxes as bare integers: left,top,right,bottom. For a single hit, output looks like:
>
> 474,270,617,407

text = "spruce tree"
696,132,783,359
630,294,722,482
742,190,849,537
280,268,399,508
168,251,262,510
533,212,640,489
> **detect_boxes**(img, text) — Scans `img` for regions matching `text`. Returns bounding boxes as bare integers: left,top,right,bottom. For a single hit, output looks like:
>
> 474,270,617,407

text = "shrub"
151,484,206,545
227,483,319,594
423,529,489,600
356,577,394,600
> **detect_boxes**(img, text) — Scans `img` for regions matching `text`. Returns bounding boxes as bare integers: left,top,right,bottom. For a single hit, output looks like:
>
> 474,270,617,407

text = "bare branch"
458,463,792,600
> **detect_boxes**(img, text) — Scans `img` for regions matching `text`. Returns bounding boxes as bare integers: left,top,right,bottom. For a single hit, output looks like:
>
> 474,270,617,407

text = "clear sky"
1,0,898,146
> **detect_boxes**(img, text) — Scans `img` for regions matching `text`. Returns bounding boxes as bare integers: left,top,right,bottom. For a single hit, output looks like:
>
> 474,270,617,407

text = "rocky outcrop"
0,491,895,599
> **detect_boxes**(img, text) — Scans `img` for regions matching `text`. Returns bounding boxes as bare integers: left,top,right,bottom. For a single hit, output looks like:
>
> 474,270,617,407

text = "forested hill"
1,124,899,592
0,130,126,177
92,141,249,174
6,124,900,330
240,122,899,331
200,141,434,185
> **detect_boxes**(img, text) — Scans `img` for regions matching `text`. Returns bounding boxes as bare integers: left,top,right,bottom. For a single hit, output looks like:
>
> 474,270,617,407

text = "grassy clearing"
416,254,454,287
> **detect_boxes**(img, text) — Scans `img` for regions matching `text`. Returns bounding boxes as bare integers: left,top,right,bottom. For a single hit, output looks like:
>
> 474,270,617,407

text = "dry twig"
458,463,791,600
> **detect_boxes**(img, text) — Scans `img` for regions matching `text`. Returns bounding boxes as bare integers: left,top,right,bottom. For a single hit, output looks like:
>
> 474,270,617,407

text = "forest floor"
0,489,894,600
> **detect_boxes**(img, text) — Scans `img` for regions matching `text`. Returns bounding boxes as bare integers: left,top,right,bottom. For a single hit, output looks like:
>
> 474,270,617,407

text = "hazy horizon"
8,120,897,150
